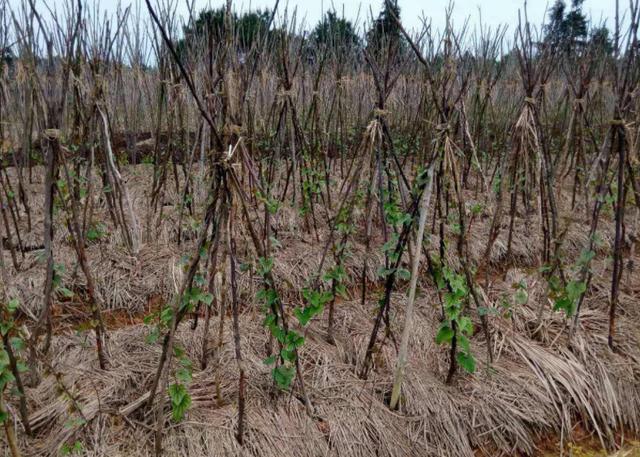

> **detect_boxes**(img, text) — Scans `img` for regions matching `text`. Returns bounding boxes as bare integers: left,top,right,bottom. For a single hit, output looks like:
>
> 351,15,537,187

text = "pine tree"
545,0,588,52
310,11,360,52
366,0,405,58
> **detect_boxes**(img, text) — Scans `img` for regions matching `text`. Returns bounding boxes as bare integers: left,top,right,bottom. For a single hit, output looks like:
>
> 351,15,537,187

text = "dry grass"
1,165,639,457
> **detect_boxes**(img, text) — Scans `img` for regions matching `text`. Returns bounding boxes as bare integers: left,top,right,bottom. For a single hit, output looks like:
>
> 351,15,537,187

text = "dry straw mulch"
2,166,639,456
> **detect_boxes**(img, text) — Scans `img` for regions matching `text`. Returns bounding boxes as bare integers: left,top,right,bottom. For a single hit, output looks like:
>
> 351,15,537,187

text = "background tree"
310,11,360,51
235,9,271,50
546,0,588,52
0,47,12,67
563,0,587,47
590,25,613,55
366,0,405,58
177,7,271,56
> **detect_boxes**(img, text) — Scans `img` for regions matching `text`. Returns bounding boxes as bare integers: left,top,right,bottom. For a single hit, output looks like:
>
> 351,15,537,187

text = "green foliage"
323,264,347,288
382,190,411,228
589,26,613,54
256,191,281,215
546,249,595,318
174,344,193,384
1,297,25,399
257,256,274,276
177,7,272,57
261,282,305,390
144,302,173,344
552,280,586,317
598,186,617,216
180,285,213,314
366,0,406,58
0,296,26,424
310,11,360,53
257,185,351,390
143,266,211,346
52,263,75,300
157,345,194,421
0,47,14,67
168,382,192,422
377,184,414,276
447,212,462,236
484,280,526,319
0,347,15,392
393,136,414,158
335,207,356,237
513,281,529,305
63,417,87,429
295,289,333,326
435,325,454,344
470,202,484,216
300,164,323,217
6,298,19,315
272,365,295,390
60,441,84,455
545,0,593,52
456,351,476,373
256,252,302,390
86,222,107,242
432,258,476,375
577,249,596,268
492,173,502,195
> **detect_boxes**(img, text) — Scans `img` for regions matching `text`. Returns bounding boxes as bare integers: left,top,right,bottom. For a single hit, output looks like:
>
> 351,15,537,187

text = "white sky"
6,0,622,36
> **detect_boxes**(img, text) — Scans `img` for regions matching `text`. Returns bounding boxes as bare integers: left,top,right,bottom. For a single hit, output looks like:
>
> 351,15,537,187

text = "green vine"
432,259,476,374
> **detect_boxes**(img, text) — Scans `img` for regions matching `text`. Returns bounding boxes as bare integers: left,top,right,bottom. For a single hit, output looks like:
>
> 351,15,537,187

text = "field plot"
0,0,639,456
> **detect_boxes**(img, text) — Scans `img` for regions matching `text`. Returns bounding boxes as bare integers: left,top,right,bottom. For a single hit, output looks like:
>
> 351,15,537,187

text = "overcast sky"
6,0,623,36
